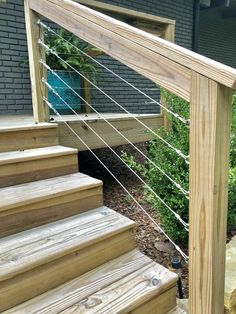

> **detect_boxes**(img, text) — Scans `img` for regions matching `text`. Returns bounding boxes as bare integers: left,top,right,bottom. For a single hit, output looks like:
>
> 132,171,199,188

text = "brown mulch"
79,143,189,298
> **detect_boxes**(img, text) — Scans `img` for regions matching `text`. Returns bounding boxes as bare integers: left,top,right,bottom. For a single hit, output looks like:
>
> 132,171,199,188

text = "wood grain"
0,207,134,281
24,0,49,122
29,0,191,101
39,0,236,89
76,0,175,25
132,286,177,314
0,228,135,311
61,261,177,313
0,146,78,187
5,250,150,314
0,186,103,238
0,124,59,152
189,72,233,314
0,172,101,212
56,114,164,151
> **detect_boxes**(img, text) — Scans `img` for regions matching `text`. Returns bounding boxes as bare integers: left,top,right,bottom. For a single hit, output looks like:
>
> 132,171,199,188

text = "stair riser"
131,286,177,314
0,229,135,311
0,187,103,238
0,127,58,153
0,154,78,188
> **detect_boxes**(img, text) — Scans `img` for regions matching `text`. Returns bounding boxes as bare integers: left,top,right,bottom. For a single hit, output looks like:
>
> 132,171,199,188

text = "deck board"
0,113,163,151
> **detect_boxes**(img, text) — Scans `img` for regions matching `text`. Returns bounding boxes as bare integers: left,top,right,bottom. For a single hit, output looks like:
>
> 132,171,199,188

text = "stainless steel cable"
43,78,189,229
39,20,189,126
39,40,189,163
44,97,189,261
41,60,189,198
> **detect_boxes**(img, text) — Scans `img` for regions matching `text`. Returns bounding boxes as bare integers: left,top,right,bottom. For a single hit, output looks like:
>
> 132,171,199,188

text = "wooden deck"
0,113,163,151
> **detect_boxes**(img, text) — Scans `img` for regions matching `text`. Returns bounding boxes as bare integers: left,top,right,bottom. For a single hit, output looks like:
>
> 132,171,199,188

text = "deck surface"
0,113,163,150
0,113,160,125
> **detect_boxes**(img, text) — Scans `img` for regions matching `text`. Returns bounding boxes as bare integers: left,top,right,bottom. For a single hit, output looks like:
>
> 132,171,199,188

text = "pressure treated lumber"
56,114,163,151
76,0,175,26
5,250,150,313
0,207,135,311
24,0,49,122
29,0,191,101
61,262,177,313
6,250,177,314
29,0,236,90
0,146,78,187
0,123,58,152
0,173,103,237
189,72,233,314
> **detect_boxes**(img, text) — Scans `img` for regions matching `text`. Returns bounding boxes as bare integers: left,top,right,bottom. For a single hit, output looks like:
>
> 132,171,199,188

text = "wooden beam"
75,0,176,25
24,0,49,122
29,0,191,101
35,0,236,90
189,72,233,313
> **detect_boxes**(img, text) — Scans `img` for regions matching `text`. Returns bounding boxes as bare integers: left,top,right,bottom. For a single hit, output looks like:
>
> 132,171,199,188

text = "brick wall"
0,0,194,115
0,0,32,114
198,9,236,69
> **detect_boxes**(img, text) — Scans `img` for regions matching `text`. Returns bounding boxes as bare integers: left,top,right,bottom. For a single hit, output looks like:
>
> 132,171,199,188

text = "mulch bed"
79,143,189,298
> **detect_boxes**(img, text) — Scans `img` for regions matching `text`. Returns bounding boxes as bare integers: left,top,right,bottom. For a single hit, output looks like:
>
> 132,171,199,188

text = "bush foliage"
122,91,236,245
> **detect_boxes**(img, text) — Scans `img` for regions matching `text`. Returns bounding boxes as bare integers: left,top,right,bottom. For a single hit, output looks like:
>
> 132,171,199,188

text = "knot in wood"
150,276,161,287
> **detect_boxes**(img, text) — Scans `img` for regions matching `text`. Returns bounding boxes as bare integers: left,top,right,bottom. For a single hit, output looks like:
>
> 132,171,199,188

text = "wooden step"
5,250,178,314
0,145,79,187
0,173,103,237
0,123,58,152
0,207,135,311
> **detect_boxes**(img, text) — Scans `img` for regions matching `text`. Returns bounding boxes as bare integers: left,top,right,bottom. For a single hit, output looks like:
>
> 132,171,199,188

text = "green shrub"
122,91,236,245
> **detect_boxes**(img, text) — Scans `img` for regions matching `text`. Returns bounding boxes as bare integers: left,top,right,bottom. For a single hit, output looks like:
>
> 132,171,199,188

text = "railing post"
189,72,233,313
24,0,49,122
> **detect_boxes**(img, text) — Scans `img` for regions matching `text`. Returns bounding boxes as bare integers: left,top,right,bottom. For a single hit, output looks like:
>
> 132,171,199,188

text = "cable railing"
24,0,236,312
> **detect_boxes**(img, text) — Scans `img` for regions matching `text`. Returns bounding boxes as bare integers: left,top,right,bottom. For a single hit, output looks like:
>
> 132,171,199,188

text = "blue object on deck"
47,71,82,113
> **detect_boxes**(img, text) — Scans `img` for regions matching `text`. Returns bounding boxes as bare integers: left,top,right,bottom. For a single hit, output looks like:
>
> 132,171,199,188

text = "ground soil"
79,143,189,298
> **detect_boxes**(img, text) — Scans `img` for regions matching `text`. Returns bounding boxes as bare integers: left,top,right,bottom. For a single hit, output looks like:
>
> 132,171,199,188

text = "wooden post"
24,0,49,122
161,23,175,130
189,72,233,314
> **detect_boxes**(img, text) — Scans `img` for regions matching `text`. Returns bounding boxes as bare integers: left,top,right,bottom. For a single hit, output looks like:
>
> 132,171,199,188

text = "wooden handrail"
24,0,236,313
29,0,191,101
30,0,236,90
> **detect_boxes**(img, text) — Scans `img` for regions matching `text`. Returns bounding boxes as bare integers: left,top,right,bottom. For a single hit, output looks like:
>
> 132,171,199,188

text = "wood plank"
0,186,103,238
56,115,164,151
76,0,175,25
132,286,177,314
0,207,134,281
0,146,78,187
0,146,77,165
61,261,177,313
0,172,102,212
189,72,233,313
0,125,59,152
0,154,78,187
5,250,151,314
29,0,191,100
35,0,236,89
0,230,135,311
24,0,49,122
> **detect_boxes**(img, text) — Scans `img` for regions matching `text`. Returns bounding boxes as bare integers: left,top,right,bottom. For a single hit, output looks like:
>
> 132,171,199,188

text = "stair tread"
5,249,177,314
0,206,134,282
0,172,102,212
0,145,78,165
0,122,57,133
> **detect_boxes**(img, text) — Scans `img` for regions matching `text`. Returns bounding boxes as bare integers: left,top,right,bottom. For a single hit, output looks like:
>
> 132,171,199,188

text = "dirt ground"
79,143,189,298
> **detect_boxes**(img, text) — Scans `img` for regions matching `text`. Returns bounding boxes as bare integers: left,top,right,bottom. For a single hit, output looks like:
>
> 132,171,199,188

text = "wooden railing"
24,0,236,313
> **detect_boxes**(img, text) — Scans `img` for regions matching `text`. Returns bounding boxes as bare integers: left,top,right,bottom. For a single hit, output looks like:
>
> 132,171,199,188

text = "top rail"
29,0,236,92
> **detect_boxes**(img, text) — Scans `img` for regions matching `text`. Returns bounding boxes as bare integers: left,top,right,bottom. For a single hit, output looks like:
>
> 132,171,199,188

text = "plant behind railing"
24,0,236,312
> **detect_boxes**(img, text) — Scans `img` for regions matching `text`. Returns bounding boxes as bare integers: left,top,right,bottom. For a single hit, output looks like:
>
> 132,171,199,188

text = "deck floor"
0,113,163,150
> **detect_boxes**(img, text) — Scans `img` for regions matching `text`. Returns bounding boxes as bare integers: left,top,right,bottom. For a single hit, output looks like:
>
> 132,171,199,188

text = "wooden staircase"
0,122,178,313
